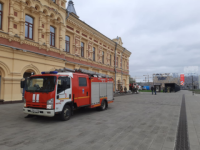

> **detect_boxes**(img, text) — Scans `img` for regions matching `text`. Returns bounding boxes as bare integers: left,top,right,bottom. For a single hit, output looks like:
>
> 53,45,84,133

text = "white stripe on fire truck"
33,94,35,102
36,94,39,103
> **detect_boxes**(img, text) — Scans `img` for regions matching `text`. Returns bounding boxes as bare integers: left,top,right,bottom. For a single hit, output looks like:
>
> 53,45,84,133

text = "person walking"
151,86,154,95
154,86,157,95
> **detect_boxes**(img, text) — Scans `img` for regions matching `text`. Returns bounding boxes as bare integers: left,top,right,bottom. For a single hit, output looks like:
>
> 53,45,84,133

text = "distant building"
181,66,199,90
153,73,180,87
181,73,199,90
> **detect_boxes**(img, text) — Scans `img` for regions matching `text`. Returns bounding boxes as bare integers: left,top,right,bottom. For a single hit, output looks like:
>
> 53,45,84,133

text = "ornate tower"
67,0,77,15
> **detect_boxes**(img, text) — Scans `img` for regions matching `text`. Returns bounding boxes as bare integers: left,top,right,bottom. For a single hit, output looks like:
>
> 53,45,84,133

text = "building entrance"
23,69,36,78
22,70,36,98
0,74,1,99
0,69,2,100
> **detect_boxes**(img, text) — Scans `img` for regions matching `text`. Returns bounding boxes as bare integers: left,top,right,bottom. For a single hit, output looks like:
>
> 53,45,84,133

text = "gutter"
66,11,71,20
65,10,72,66
114,42,117,93
121,48,126,87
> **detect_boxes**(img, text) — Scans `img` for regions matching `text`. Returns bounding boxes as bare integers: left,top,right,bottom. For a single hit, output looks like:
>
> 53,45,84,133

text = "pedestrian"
124,86,127,93
120,86,123,93
151,86,154,95
154,86,156,95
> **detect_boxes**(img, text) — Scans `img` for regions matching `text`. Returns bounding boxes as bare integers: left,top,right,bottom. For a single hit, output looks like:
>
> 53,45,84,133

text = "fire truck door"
55,77,71,112
77,76,90,107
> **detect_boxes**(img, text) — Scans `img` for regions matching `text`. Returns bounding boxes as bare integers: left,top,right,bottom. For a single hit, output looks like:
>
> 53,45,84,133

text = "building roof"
66,1,131,56
67,0,77,15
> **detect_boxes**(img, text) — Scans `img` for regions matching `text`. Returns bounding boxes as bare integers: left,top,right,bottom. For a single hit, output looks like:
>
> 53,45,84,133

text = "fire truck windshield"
26,76,57,93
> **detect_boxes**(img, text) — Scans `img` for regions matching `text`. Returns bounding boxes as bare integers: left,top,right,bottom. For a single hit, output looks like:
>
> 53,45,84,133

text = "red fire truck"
21,68,114,121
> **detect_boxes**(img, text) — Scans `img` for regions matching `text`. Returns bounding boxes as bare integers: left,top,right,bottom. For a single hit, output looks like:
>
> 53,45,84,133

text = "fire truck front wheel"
60,105,72,121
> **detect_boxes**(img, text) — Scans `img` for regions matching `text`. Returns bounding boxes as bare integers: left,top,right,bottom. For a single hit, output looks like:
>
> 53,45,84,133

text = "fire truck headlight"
47,98,54,109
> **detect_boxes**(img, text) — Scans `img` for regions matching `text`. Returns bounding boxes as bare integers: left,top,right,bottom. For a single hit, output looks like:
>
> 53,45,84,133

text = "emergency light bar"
41,71,58,74
54,67,112,78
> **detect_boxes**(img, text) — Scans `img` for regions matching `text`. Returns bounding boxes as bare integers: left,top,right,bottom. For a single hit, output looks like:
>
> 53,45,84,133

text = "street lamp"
143,75,152,86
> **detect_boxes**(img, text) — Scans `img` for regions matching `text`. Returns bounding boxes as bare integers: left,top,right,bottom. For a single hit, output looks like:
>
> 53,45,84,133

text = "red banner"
180,74,185,85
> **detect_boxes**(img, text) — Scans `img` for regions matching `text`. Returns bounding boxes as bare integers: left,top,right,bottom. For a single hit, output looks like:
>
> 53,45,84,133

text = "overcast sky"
71,0,200,82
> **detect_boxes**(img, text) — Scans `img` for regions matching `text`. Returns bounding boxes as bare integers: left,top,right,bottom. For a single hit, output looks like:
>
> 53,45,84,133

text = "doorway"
23,72,35,78
0,74,1,99
22,70,35,97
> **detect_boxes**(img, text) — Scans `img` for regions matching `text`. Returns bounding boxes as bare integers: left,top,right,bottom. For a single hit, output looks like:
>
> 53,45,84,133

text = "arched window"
65,36,70,53
50,26,55,47
0,3,3,30
43,10,47,15
25,15,33,39
81,42,84,57
93,47,95,61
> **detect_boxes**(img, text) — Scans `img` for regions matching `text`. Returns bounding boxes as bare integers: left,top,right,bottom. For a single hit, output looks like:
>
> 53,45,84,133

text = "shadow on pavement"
23,107,113,123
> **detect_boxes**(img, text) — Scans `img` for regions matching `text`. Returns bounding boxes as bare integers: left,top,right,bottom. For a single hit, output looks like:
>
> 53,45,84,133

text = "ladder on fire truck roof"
55,68,112,78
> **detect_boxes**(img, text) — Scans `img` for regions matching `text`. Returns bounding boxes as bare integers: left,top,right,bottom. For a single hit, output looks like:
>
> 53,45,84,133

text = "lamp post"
143,75,150,86
152,74,155,87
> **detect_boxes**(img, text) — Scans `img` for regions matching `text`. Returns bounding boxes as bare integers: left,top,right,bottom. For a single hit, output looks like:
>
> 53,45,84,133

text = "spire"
67,0,77,15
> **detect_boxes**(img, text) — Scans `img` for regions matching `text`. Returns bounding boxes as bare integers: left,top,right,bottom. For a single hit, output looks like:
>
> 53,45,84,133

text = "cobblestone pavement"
0,91,195,150
185,91,200,150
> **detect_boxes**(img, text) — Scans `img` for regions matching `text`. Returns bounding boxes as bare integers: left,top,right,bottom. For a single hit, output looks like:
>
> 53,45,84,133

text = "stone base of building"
0,99,23,105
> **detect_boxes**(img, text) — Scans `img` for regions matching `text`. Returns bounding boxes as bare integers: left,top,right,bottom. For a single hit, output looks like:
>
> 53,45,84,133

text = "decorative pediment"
112,36,123,46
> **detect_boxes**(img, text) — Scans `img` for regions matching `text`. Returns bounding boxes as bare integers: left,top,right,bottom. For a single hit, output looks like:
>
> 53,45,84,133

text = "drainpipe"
114,42,117,93
65,10,71,68
66,10,71,20
121,48,126,88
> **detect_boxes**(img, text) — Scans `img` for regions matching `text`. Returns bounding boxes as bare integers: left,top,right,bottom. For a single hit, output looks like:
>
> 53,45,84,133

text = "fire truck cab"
22,68,114,121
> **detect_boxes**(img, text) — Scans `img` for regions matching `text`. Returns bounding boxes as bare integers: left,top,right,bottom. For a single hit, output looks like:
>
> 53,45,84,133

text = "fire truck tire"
98,100,107,111
59,105,71,121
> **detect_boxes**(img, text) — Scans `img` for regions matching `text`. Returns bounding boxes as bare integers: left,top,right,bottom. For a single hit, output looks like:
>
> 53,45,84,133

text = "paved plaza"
0,91,200,150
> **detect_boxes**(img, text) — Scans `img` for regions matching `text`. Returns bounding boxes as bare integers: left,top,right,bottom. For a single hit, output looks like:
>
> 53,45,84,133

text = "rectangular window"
52,0,56,3
26,76,56,93
102,51,104,64
114,56,115,67
50,26,55,47
57,77,70,94
25,15,33,40
117,57,118,67
79,77,87,86
93,47,95,61
121,58,122,68
81,42,84,57
65,36,70,53
0,3,2,30
110,55,111,66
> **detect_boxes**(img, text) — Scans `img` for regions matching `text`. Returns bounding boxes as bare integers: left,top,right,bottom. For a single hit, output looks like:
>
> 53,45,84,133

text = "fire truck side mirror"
21,80,25,88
